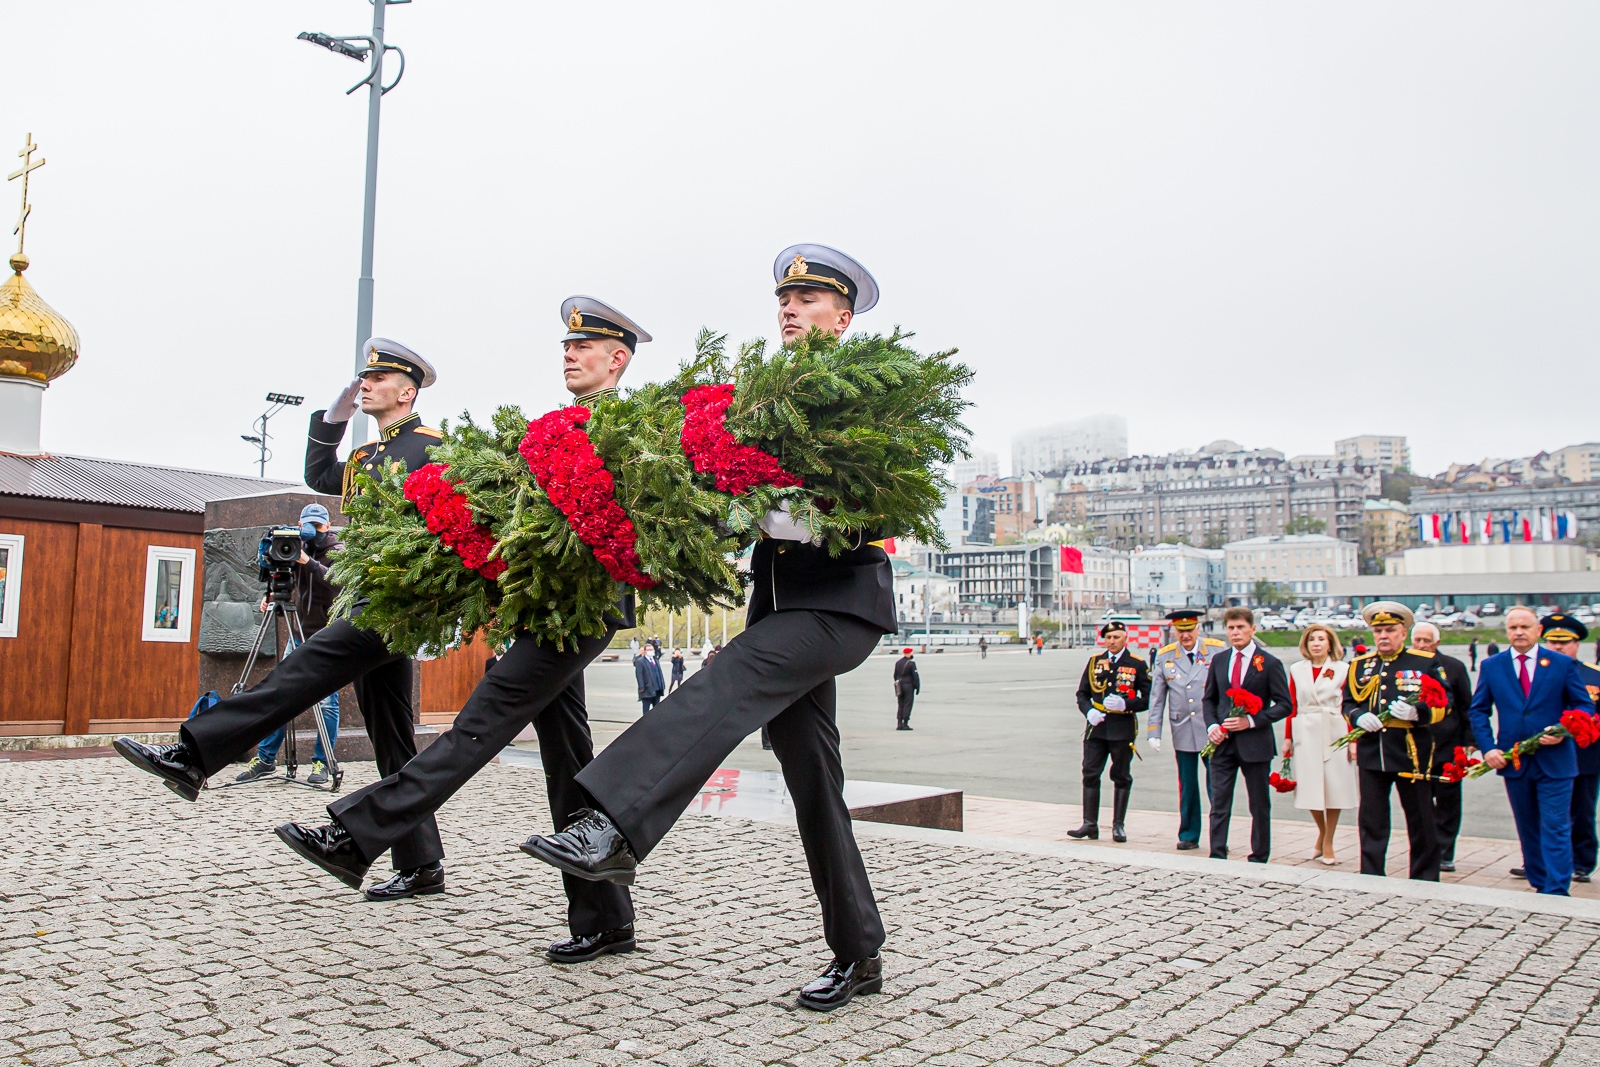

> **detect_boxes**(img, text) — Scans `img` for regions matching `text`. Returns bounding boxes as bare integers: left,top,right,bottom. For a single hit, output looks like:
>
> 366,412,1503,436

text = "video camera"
258,527,304,602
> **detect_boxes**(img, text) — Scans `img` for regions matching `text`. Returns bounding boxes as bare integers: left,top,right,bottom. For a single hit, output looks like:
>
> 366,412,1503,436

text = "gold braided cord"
777,273,850,296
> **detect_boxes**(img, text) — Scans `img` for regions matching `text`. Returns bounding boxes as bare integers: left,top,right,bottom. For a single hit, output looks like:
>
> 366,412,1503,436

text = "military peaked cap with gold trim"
773,243,879,313
1164,608,1203,631
1361,600,1414,629
359,336,436,388
561,296,652,352
1542,613,1590,643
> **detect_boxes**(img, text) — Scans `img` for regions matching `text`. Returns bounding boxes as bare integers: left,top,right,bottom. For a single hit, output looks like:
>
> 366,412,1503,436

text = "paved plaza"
6,757,1600,1066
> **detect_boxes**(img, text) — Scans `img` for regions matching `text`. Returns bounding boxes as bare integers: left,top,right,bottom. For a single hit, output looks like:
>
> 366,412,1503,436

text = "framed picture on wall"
142,545,196,643
0,532,23,639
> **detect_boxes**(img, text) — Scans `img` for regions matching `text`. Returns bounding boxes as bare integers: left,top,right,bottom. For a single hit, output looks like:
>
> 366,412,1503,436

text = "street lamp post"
299,0,410,445
241,392,304,477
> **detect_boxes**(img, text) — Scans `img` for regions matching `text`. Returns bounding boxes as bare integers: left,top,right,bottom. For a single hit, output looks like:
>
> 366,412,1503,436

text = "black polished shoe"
275,821,370,891
520,809,638,885
364,862,445,901
1510,867,1526,879
547,925,637,964
1439,860,1456,873
1575,870,1593,883
1176,840,1199,851
797,954,884,1011
113,737,207,801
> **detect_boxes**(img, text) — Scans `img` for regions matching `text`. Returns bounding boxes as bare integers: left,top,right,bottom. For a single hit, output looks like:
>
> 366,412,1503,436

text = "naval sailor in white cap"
527,245,899,1012
278,299,650,964
114,337,449,902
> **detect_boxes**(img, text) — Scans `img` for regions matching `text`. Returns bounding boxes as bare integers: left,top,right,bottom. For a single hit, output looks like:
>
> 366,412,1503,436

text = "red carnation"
519,406,656,589
679,384,804,494
402,464,506,580
1226,688,1264,715
1561,709,1600,748
1269,757,1296,793
1419,674,1449,711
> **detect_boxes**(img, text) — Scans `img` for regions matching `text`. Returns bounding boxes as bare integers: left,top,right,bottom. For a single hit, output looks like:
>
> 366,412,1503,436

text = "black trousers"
1572,772,1599,875
1433,779,1462,863
895,688,915,724
330,629,632,938
1208,745,1270,862
1358,767,1439,880
181,618,443,871
1082,735,1134,789
576,609,885,961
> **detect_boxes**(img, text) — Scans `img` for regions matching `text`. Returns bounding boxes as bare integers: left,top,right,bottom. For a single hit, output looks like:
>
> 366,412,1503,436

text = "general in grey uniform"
1146,608,1226,850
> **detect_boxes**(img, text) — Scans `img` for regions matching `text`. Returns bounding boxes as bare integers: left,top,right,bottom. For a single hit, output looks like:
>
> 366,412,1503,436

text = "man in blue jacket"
1535,613,1600,884
1468,606,1596,895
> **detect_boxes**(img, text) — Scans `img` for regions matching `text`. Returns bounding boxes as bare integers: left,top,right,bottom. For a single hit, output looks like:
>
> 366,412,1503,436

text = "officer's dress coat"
305,409,443,505
1148,637,1227,752
1075,649,1151,742
1340,648,1454,777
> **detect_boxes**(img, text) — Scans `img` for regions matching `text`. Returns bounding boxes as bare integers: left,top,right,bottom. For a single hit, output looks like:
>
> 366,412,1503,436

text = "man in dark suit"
1201,606,1291,863
1343,601,1456,880
1539,614,1600,884
1469,607,1595,894
634,647,665,713
521,245,897,1012
1069,620,1151,842
893,647,920,730
1411,621,1474,872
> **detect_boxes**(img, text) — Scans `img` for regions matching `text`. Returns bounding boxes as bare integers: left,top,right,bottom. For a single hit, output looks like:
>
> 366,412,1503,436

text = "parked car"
1433,612,1463,629
1479,602,1500,616
1326,615,1356,629
1256,614,1290,631
1460,611,1481,628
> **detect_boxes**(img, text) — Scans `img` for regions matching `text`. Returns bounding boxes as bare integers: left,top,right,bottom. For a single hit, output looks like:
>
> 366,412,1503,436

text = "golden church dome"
0,252,79,383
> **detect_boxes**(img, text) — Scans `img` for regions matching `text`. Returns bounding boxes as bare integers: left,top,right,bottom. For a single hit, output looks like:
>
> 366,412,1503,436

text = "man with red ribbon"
1201,607,1292,863
274,298,652,962
524,245,899,1012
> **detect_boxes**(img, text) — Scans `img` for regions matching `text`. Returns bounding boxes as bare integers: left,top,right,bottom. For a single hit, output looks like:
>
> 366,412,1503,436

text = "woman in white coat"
1285,623,1358,864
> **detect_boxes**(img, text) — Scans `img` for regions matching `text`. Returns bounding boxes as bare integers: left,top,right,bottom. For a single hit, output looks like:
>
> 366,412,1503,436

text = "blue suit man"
1468,608,1595,895
634,650,665,713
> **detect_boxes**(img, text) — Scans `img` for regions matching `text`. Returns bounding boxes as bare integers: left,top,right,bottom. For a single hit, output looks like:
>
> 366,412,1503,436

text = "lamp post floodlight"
298,0,411,444
244,393,305,478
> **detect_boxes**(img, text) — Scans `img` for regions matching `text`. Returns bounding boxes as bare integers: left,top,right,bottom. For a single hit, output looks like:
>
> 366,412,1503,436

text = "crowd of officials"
1070,602,1600,896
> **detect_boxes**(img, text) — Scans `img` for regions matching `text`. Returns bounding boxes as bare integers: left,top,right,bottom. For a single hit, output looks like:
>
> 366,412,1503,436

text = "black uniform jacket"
1429,652,1476,773
1076,649,1151,743
1340,648,1452,775
893,656,920,695
747,536,897,635
1578,661,1600,776
1201,643,1291,763
305,409,443,506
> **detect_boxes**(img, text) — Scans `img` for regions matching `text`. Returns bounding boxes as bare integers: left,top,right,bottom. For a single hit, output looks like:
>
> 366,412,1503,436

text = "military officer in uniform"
1147,609,1226,850
1070,620,1151,843
1341,601,1453,880
275,299,647,963
519,246,898,1012
114,338,449,901
1537,614,1600,884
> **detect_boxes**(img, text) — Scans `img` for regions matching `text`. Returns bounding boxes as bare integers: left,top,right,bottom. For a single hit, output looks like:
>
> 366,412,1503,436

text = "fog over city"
7,3,1596,482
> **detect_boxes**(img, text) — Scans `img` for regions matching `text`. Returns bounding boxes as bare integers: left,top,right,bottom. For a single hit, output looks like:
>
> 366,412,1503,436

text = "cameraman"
235,503,342,785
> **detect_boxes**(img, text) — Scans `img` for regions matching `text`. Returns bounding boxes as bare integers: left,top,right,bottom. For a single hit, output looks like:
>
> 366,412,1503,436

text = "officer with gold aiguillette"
1537,613,1600,884
1147,609,1227,850
1341,600,1453,881
1070,621,1151,843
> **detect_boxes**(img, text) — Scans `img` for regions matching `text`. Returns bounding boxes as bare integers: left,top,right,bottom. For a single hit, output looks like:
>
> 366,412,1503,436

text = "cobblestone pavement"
4,759,1600,1067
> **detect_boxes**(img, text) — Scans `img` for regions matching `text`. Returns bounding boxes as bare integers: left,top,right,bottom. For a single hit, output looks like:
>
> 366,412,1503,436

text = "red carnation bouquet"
1440,745,1482,783
1269,756,1296,793
1467,709,1600,776
679,384,804,495
1200,687,1263,758
1334,672,1449,749
403,464,506,580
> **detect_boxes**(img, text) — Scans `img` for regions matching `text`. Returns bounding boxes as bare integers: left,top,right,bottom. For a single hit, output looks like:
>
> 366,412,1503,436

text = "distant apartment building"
930,543,1057,612
955,476,1039,544
1361,497,1414,568
1130,543,1226,609
1084,472,1370,550
936,451,1001,546
1012,414,1128,476
1552,443,1600,485
1410,483,1600,541
948,450,999,491
1057,546,1132,612
1336,434,1411,473
1224,534,1359,603
891,559,956,630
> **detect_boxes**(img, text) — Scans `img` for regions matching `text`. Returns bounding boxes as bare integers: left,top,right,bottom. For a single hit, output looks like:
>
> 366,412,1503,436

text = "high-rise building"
1013,414,1128,476
1551,442,1600,485
948,449,998,490
1335,434,1410,473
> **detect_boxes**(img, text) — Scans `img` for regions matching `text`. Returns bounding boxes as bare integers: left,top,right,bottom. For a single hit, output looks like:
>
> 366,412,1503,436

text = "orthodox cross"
8,133,45,257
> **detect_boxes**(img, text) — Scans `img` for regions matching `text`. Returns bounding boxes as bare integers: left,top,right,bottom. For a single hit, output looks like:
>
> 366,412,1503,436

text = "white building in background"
1335,434,1411,473
1057,546,1131,611
1013,414,1128,476
891,559,955,630
1131,544,1226,609
1224,534,1359,603
948,450,998,490
1552,442,1600,485
1386,542,1597,577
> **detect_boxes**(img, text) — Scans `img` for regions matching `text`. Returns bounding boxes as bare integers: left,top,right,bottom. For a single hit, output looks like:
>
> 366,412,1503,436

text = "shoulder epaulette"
1159,642,1178,654
1352,649,1378,662
413,426,444,439
1126,650,1146,662
354,440,380,453
1203,637,1226,647
1409,647,1436,658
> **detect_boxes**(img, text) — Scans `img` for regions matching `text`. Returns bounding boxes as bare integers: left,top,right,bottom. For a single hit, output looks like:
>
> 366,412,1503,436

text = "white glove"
1148,736,1162,753
1387,698,1419,722
1103,694,1127,712
757,499,817,544
325,378,362,424
1357,713,1385,734
1087,709,1107,726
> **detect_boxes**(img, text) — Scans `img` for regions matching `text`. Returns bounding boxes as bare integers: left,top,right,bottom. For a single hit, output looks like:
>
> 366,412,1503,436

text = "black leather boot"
1112,785,1131,842
1067,785,1100,839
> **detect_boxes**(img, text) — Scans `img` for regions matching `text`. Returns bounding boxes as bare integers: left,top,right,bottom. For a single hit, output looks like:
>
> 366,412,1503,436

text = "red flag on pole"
1060,545,1084,574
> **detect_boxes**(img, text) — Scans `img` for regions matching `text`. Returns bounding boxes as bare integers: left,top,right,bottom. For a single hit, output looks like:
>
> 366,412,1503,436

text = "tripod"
218,568,343,792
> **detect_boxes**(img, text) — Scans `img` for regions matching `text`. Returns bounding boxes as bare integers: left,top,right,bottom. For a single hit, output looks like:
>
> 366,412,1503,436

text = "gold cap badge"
568,306,584,331
366,347,381,366
787,254,808,278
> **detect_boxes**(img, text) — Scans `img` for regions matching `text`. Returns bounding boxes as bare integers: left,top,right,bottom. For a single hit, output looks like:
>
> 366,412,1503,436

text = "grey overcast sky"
6,2,1597,484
